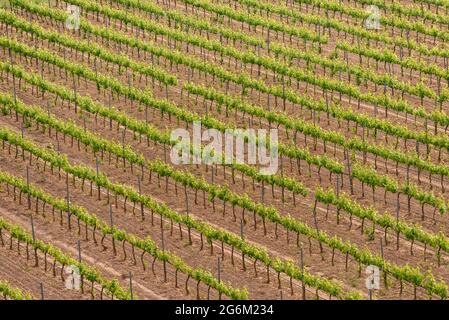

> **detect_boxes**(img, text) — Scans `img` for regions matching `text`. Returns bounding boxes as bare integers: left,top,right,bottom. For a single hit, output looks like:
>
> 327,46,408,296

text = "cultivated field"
1,0,449,300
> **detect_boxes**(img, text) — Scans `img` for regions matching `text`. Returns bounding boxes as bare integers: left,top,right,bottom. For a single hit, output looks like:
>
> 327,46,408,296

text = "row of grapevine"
0,11,177,86
270,42,441,101
57,0,449,124
182,82,449,187
116,0,325,43
61,0,325,48
411,0,449,12
336,41,449,85
0,280,33,300
184,82,449,159
0,60,314,199
0,170,249,300
3,90,446,263
0,214,132,299
2,53,447,213
4,0,448,299
0,41,347,176
287,0,449,42
175,0,449,59
0,125,360,299
13,0,449,134
108,0,264,47
3,40,448,221
315,188,449,255
1,104,446,298
147,156,449,259
351,163,447,215
348,0,449,25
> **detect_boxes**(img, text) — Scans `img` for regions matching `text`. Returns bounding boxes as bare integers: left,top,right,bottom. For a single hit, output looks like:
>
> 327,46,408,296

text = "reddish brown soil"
0,0,448,300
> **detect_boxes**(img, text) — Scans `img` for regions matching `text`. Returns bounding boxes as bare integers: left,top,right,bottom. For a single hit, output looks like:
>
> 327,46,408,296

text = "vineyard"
0,0,448,301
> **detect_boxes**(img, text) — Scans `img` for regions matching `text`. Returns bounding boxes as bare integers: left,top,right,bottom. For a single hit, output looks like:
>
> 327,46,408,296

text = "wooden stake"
300,245,306,300
39,283,44,300
336,174,340,197
30,215,36,242
138,176,144,220
109,204,116,255
380,238,384,259
122,129,126,168
345,149,353,194
73,75,77,114
161,222,165,252
66,177,71,230
217,257,221,283
184,186,189,215
77,240,81,263
261,180,265,204
95,158,99,177
109,204,114,228
161,220,167,282
211,165,214,184
129,272,133,300
396,193,400,250
26,167,31,210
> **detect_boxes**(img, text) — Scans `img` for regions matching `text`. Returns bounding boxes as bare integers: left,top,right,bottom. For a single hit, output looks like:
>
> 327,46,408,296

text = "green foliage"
0,280,33,300
0,124,358,300
0,215,131,300
0,170,248,300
